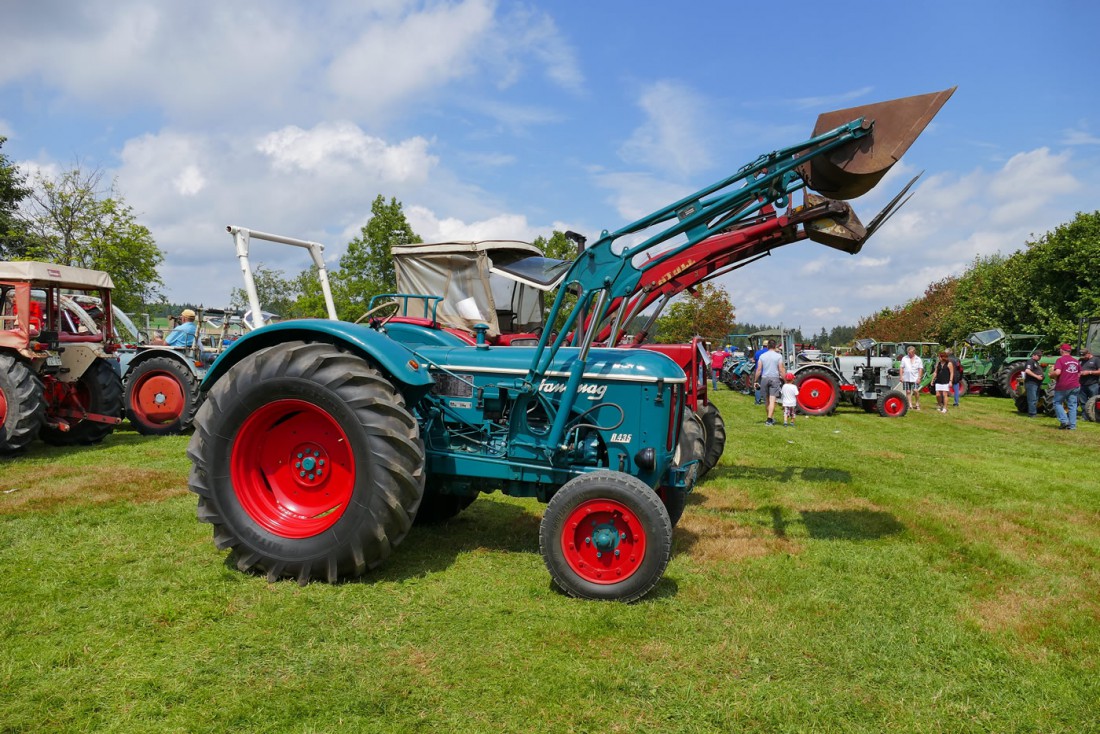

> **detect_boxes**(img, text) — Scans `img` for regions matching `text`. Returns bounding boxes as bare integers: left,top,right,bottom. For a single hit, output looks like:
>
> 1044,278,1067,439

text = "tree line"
1,137,163,313
855,210,1100,348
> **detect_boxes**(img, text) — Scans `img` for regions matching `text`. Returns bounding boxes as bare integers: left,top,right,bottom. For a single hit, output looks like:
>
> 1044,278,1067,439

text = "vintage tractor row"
188,88,953,601
0,262,124,453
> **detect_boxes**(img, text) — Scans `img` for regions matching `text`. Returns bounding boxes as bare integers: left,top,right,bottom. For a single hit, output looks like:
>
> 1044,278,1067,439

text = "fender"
201,319,435,402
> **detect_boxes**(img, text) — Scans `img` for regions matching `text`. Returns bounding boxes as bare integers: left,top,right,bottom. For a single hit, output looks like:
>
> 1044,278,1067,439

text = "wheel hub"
292,444,329,485
561,499,646,584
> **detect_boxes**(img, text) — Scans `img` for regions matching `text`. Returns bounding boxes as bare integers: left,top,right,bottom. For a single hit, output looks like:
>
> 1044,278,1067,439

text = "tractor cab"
391,240,571,345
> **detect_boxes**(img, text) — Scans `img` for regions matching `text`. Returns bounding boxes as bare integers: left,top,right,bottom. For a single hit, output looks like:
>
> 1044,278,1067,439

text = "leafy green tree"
0,137,33,260
333,195,421,318
229,262,301,318
21,166,164,312
654,283,736,344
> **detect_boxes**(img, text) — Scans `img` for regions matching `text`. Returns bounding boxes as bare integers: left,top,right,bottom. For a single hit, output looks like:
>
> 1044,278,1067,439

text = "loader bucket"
799,87,955,199
802,193,866,254
804,172,922,254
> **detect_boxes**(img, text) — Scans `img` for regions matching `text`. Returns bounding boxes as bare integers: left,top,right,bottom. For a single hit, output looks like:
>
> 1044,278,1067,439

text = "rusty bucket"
799,87,955,200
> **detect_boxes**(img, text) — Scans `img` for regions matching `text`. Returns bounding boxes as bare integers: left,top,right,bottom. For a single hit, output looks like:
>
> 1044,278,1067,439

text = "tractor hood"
416,344,687,385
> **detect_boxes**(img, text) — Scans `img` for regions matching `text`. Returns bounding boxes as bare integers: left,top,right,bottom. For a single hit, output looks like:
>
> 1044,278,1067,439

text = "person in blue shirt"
165,308,198,347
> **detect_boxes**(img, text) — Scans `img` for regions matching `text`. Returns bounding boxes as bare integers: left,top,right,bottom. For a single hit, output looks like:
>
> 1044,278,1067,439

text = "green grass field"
2,392,1097,733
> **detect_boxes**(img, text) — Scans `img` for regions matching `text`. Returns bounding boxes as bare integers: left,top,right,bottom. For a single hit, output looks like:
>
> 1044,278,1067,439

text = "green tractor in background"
960,329,1047,397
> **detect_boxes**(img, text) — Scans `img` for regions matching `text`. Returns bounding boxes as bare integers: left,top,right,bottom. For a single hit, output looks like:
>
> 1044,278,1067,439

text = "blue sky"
2,0,1098,332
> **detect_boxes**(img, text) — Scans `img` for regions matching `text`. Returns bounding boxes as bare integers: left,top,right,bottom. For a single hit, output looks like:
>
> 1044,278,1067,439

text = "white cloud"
0,0,582,125
327,0,495,116
174,166,206,197
256,122,437,182
619,81,711,177
1062,128,1100,146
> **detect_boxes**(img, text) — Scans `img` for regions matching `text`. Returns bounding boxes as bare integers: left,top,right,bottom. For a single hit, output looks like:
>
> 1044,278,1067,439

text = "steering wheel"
354,300,401,328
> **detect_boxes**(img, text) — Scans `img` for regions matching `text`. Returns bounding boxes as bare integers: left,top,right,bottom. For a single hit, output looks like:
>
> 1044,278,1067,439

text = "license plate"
46,354,62,367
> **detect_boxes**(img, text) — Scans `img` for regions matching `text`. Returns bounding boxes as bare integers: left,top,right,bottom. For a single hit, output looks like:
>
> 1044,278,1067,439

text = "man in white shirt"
899,345,925,411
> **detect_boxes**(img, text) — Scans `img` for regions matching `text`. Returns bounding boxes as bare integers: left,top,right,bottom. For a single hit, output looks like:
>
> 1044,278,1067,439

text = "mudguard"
201,319,435,402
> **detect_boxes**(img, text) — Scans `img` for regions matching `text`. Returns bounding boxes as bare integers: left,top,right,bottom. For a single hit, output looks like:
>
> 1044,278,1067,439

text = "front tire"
697,402,726,480
794,367,840,416
188,342,425,584
877,389,909,417
124,355,201,435
1085,395,1098,423
540,470,672,602
40,359,123,446
0,354,45,453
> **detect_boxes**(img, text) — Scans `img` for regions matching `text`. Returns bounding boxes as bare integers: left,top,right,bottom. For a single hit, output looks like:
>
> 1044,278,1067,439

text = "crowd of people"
710,339,1098,429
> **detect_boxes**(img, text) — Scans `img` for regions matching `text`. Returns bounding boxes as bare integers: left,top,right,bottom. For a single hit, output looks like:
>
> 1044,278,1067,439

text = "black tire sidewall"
541,472,671,602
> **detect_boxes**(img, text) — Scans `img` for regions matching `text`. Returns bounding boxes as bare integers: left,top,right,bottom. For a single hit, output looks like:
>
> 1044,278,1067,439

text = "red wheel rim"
1009,374,1019,393
131,371,185,424
0,387,7,426
231,399,355,538
798,377,834,411
560,498,647,584
883,395,906,416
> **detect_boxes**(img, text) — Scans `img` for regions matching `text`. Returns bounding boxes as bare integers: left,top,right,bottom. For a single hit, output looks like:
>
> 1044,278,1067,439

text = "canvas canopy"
392,240,551,337
0,261,115,290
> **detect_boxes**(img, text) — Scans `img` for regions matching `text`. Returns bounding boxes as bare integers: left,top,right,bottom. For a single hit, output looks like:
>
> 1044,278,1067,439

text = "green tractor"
960,329,1046,397
187,89,953,601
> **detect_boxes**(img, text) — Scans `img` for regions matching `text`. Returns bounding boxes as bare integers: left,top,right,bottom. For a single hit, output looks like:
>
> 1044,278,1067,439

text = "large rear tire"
794,367,840,416
0,354,45,453
188,342,425,584
124,355,201,435
697,402,726,480
1042,383,1057,417
540,470,672,602
40,359,123,446
998,363,1026,398
658,411,704,526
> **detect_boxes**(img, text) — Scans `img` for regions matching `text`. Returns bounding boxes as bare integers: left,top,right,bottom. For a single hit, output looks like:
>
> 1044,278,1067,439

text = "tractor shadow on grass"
699,465,853,486
368,499,544,584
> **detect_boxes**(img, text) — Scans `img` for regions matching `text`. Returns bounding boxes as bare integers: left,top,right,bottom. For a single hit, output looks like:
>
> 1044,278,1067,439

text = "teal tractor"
187,88,953,601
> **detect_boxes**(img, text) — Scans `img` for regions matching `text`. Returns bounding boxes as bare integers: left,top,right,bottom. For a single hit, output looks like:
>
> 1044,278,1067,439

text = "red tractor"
0,262,123,452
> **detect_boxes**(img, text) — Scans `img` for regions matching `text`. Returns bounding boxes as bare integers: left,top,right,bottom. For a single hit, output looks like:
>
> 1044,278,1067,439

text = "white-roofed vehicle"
0,261,123,452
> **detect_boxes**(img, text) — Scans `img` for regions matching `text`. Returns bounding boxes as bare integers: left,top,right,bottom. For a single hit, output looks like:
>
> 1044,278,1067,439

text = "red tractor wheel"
188,342,425,583
124,356,201,435
998,363,1026,398
876,389,909,417
540,470,672,602
0,354,45,454
794,367,840,416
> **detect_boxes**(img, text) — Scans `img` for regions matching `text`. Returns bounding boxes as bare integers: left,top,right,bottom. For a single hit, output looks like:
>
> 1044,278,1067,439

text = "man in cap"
165,308,199,347
1050,343,1081,430
1077,345,1099,419
1022,349,1045,418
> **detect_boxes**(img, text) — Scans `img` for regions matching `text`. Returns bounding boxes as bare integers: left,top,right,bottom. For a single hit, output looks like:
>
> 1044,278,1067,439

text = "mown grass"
1,393,1097,733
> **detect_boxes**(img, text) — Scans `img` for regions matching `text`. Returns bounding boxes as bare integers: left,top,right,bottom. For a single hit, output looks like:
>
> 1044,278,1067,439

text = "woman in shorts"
932,351,955,413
